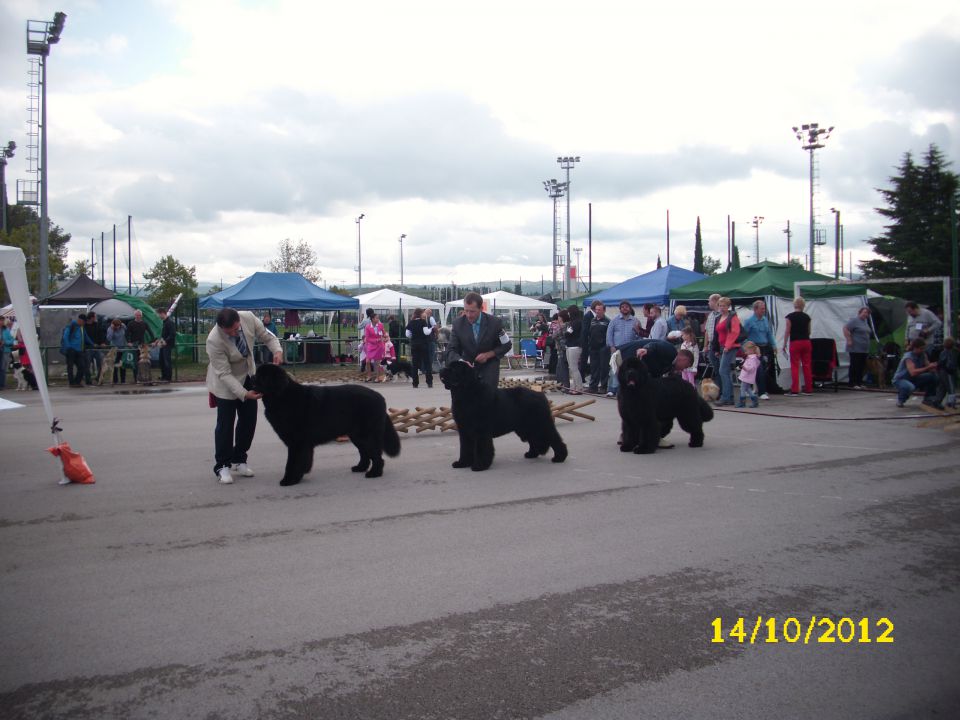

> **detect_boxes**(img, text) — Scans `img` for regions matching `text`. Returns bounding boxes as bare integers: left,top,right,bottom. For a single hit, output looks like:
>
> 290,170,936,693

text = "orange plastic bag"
47,442,96,484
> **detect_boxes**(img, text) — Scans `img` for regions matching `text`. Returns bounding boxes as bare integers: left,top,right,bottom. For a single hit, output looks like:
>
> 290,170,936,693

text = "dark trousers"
65,348,90,385
214,387,258,473
849,352,867,387
112,348,127,384
756,344,780,394
159,345,173,381
410,344,432,387
588,346,610,391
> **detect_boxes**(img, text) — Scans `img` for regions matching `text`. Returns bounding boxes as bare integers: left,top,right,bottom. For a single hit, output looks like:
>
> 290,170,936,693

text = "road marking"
716,485,735,490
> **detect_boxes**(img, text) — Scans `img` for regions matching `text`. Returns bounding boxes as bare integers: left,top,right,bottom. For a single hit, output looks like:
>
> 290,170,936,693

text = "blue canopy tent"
583,265,706,308
199,272,358,311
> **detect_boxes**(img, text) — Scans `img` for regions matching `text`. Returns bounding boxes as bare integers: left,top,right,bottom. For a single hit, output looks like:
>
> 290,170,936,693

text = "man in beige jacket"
207,308,282,484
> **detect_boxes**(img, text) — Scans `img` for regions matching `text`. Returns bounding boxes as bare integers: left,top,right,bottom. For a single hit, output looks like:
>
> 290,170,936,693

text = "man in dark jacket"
446,292,511,389
126,310,152,382
586,303,610,393
62,313,95,387
158,308,176,382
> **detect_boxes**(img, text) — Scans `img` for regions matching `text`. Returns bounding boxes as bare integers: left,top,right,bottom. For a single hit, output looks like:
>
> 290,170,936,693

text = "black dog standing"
617,356,713,454
254,364,400,483
440,360,567,471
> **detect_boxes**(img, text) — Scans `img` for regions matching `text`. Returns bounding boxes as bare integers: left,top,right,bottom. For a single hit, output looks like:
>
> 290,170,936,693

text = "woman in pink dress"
363,312,387,382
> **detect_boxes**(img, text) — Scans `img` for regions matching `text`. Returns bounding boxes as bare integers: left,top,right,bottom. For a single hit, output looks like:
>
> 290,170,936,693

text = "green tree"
142,255,198,306
693,216,705,273
0,205,70,302
861,144,959,279
268,238,321,283
656,255,662,269
702,255,722,276
69,259,92,277
730,244,741,270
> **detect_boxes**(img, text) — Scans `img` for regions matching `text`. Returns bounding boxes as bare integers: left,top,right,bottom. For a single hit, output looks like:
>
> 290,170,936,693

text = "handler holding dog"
447,292,512,389
206,308,282,485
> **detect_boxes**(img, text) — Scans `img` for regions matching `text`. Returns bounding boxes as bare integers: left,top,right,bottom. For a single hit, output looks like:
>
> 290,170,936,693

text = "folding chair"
519,338,544,369
810,338,839,392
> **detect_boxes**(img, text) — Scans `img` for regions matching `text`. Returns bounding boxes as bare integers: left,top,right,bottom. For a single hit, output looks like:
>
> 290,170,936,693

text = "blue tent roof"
584,265,707,308
198,272,359,310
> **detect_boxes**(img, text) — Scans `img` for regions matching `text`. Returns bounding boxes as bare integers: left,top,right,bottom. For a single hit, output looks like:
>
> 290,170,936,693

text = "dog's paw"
470,464,491,472
365,468,383,478
452,459,470,468
689,439,704,448
350,464,367,473
523,450,539,459
619,443,634,453
279,477,301,486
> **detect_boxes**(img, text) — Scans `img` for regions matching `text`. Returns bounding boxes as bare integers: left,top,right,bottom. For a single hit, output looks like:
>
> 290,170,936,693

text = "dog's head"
11,361,22,371
438,360,478,391
253,363,292,396
618,356,650,389
138,345,150,360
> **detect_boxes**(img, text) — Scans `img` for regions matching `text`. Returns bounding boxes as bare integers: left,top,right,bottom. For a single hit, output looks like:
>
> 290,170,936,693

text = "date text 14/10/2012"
711,617,894,644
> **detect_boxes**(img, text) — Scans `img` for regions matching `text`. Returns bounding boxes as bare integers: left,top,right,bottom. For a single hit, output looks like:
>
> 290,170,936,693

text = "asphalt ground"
0,371,958,719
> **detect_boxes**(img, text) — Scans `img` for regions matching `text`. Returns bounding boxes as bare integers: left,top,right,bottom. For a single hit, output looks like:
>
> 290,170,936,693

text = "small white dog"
12,362,29,391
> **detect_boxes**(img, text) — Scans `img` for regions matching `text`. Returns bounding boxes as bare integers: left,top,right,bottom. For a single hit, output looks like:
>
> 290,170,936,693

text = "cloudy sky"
1,0,958,296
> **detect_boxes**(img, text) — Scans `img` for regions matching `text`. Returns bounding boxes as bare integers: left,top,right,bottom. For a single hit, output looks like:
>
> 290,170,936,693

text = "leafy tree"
268,238,321,283
656,255,662,269
862,144,959,279
205,284,223,296
0,205,70,302
142,255,198,306
730,244,741,270
69,259,92,277
787,258,805,269
693,216,705,273
702,255,722,276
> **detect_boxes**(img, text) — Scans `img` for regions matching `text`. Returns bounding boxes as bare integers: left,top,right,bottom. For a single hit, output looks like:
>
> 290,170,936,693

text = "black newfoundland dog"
617,356,713,454
254,364,400,484
439,360,568,471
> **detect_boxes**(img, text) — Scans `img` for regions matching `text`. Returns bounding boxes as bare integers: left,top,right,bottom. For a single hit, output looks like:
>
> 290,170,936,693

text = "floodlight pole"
830,208,841,279
399,233,406,289
793,123,833,273
27,12,66,298
543,179,567,297
750,215,764,263
557,156,580,299
355,213,364,290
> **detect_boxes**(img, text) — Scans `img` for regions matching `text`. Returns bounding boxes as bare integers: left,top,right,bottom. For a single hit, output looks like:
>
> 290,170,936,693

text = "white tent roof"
0,246,54,424
444,290,557,317
354,289,444,320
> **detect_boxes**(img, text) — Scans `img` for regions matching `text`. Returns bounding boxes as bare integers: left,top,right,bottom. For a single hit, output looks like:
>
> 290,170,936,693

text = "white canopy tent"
0,245,54,423
354,288,444,325
444,291,559,348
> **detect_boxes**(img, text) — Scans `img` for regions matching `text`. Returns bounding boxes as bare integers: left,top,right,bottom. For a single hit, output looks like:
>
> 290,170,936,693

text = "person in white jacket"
206,307,282,485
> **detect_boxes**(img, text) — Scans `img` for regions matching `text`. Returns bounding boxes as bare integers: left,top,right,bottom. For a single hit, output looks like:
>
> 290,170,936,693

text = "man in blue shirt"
743,299,779,398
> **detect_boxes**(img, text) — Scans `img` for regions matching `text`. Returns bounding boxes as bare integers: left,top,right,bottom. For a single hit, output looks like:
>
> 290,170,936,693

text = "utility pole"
830,208,841,279
784,221,792,264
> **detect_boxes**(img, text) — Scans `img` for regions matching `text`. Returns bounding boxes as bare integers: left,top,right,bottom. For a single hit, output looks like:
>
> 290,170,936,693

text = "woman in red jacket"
715,296,741,406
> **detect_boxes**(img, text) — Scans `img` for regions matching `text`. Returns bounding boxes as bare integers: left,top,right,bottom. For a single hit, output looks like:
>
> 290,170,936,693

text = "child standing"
736,341,761,408
679,327,699,387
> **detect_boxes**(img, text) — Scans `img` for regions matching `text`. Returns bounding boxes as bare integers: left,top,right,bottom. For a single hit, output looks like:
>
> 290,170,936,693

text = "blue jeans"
737,382,758,406
894,372,937,404
719,348,737,403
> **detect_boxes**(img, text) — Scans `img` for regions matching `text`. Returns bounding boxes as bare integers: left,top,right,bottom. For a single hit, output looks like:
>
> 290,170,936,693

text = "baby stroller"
810,338,839,392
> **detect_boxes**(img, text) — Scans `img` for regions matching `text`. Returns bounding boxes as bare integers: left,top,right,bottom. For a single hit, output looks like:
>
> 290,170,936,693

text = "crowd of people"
525,295,957,411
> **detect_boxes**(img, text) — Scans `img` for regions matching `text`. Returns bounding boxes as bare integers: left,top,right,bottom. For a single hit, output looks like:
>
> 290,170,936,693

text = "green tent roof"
668,261,865,300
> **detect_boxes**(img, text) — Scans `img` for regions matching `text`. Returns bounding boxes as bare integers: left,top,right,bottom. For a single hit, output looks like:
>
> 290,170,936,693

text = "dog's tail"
383,415,401,457
698,397,715,422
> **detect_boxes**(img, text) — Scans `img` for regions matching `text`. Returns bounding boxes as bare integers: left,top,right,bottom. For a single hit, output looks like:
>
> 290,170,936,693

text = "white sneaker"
759,393,770,400
605,391,616,398
217,467,235,484
231,463,255,477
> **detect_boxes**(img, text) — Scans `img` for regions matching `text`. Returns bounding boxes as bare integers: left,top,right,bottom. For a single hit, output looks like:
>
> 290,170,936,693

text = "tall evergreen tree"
731,243,741,270
656,255,662,269
693,216,704,273
861,144,959,279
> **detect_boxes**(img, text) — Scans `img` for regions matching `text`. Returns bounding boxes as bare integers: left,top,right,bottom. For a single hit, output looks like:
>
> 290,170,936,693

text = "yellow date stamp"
711,616,894,644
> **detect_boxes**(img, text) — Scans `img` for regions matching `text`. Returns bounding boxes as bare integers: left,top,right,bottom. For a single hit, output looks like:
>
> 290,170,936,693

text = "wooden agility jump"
388,398,595,434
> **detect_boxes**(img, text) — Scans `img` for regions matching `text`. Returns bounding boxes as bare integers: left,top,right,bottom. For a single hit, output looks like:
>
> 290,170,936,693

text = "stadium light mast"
355,213,364,290
26,11,66,298
792,123,833,273
399,233,406,289
557,156,580,299
750,215,764,263
543,178,567,297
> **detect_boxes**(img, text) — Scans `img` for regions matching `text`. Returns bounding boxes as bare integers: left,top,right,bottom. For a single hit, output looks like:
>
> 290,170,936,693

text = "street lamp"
26,11,66,298
792,123,833,273
399,233,406,289
543,178,568,296
830,208,841,279
557,156,580,299
750,216,764,263
355,213,364,290
0,141,15,235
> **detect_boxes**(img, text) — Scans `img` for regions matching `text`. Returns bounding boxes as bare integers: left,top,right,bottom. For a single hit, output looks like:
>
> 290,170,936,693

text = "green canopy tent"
669,261,868,386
